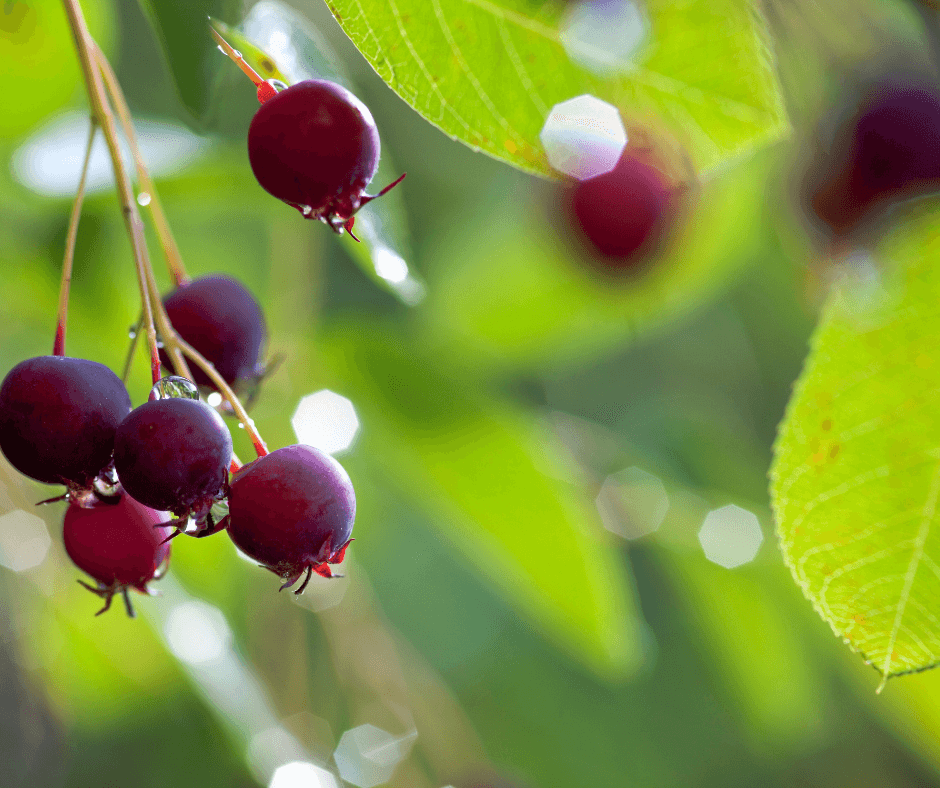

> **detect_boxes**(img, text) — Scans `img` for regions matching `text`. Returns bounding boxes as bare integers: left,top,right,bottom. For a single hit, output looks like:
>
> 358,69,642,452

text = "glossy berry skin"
113,397,232,517
0,356,131,488
808,81,940,239
63,493,172,616
224,444,355,594
161,274,267,391
247,80,381,229
568,151,672,269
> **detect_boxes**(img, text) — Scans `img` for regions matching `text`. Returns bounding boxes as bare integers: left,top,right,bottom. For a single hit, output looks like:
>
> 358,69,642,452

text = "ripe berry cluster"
0,43,398,617
0,274,355,615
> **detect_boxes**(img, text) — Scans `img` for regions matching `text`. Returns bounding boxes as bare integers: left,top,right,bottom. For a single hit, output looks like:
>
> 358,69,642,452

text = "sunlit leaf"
322,0,787,176
320,324,646,678
771,206,940,686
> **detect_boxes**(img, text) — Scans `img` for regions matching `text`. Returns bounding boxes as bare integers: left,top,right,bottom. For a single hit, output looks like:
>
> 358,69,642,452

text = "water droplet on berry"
150,376,200,401
137,191,151,206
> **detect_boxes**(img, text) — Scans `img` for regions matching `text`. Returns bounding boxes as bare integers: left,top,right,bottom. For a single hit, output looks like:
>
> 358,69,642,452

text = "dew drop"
137,192,151,206
217,45,227,55
128,329,137,339
150,376,200,401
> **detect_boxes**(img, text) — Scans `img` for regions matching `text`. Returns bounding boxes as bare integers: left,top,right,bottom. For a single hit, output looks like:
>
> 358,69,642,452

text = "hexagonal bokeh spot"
269,761,338,788
333,724,417,788
291,389,360,455
595,466,669,540
698,504,764,569
163,601,232,666
0,509,51,572
540,95,627,180
561,0,649,76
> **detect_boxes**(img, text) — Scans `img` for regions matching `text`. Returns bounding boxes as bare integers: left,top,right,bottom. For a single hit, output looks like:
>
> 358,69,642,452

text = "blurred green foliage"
2,1,940,788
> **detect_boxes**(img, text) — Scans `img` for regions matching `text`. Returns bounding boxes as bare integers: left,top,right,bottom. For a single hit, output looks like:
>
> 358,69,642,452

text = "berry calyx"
247,79,405,235
63,492,173,616
565,149,676,270
0,356,131,495
160,274,268,395
222,444,355,594
806,78,940,241
113,397,232,533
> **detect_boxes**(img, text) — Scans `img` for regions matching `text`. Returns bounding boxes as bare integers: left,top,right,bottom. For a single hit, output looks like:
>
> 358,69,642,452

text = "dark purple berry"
566,150,674,269
160,274,267,392
113,397,232,522
223,444,355,594
0,356,131,490
63,492,172,616
807,79,940,239
247,79,404,234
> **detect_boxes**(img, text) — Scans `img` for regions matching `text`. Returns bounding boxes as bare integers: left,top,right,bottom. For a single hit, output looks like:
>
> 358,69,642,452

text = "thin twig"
209,25,265,86
53,117,97,357
61,0,162,383
63,0,269,457
92,42,190,288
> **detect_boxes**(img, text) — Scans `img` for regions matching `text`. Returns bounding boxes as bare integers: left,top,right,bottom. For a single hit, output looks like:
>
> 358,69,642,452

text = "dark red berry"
566,149,674,269
0,356,131,490
63,492,172,616
807,79,940,239
160,274,267,392
223,444,355,594
113,397,232,523
247,79,404,234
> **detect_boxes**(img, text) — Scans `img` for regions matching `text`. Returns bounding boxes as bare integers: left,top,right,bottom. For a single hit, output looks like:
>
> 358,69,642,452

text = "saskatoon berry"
63,492,172,616
0,356,131,490
224,444,355,594
565,149,674,270
113,397,232,525
161,274,267,392
807,79,940,239
247,79,403,233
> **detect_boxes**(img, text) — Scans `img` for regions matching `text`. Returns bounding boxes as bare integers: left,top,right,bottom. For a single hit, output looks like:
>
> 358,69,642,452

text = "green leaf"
771,206,940,687
421,146,775,370
136,0,241,121
0,0,113,139
322,0,787,175
320,324,647,678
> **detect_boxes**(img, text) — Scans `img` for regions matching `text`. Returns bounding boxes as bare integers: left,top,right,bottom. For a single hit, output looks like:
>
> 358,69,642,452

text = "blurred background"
4,0,940,786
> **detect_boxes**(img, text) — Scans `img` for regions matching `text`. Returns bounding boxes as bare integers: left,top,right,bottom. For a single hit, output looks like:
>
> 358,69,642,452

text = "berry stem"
92,42,190,288
209,25,265,87
53,116,97,357
63,0,270,457
61,0,162,384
